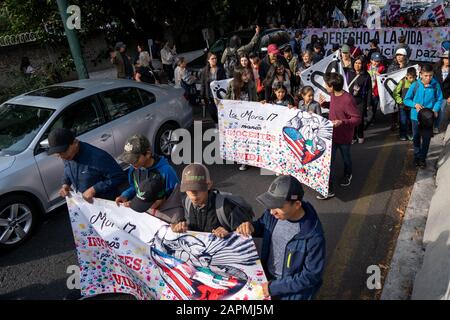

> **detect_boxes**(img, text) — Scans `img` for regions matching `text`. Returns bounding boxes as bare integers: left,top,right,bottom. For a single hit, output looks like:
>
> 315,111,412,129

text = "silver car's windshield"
0,103,54,156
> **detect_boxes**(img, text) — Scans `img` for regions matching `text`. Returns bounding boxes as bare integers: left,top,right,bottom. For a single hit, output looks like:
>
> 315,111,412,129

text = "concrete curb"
411,123,450,300
381,128,447,300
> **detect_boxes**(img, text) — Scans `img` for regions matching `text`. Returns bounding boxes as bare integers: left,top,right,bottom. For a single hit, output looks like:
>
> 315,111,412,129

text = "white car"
0,79,192,250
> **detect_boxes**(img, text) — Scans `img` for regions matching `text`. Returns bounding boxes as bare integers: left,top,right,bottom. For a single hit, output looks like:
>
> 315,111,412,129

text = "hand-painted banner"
67,193,268,300
419,0,447,25
377,64,420,114
210,78,233,101
218,100,333,196
301,27,450,62
300,49,348,104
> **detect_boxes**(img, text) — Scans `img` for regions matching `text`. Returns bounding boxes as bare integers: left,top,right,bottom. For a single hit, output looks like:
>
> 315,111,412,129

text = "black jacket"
200,65,226,100
183,190,250,232
346,70,372,109
259,55,290,83
433,64,450,99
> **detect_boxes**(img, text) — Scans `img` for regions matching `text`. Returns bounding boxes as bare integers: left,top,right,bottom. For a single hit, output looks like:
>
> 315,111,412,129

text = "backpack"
223,49,239,78
184,189,254,231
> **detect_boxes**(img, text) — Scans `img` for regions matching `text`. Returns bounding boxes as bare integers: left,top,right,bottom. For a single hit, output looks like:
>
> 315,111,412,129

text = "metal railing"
0,32,38,47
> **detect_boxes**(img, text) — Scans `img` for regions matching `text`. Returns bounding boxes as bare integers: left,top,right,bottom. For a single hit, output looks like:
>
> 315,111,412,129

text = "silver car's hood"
0,156,16,173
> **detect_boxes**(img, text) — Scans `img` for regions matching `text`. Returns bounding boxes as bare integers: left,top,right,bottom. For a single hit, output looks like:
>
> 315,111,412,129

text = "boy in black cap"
236,175,325,300
47,128,127,202
171,163,254,238
128,171,185,224
116,134,179,206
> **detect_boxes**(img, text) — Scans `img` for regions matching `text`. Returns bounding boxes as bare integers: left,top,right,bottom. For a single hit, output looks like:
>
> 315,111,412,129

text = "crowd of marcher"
60,3,450,301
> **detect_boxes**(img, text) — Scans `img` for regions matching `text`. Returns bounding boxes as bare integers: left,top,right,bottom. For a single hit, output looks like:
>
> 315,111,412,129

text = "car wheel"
155,123,179,158
0,195,39,251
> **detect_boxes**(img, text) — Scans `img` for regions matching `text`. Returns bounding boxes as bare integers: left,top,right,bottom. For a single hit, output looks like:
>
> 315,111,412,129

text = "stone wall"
0,33,111,86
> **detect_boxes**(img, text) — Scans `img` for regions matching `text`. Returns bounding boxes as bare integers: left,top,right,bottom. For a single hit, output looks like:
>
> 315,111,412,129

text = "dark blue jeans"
399,107,412,138
412,120,431,161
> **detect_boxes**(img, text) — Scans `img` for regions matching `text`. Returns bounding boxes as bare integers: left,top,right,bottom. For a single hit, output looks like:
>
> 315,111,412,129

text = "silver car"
0,79,192,250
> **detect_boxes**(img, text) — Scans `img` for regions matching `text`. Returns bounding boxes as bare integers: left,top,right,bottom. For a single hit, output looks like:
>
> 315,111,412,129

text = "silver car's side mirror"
40,139,50,149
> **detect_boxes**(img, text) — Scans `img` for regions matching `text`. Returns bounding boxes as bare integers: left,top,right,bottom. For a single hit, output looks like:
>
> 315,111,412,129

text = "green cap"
118,134,151,164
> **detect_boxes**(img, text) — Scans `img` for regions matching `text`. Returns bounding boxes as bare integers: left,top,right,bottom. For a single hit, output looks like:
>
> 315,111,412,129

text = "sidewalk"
381,121,450,300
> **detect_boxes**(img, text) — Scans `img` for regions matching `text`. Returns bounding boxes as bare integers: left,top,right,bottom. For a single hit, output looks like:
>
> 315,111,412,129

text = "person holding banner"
393,67,417,141
318,73,361,199
171,163,254,238
48,128,127,203
115,134,180,205
226,67,258,171
236,175,326,300
200,52,226,124
404,64,444,168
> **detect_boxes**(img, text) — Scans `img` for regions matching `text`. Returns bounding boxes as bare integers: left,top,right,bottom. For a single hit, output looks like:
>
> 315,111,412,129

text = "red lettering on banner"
117,255,143,271
112,273,144,297
432,6,446,24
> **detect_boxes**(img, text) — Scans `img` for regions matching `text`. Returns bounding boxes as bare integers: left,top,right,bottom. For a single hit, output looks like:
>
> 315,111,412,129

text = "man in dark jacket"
48,128,127,202
171,163,252,238
259,44,291,82
236,175,326,300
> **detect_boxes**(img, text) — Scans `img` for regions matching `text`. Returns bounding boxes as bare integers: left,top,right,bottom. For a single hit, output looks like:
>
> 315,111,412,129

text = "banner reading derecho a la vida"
301,27,449,62
218,100,333,196
67,193,268,300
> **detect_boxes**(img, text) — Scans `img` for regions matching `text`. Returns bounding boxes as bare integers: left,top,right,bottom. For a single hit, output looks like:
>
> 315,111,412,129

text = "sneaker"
407,135,413,141
419,160,427,169
239,164,248,171
358,138,365,144
433,128,439,134
316,191,335,200
340,174,352,187
399,136,407,141
351,139,357,144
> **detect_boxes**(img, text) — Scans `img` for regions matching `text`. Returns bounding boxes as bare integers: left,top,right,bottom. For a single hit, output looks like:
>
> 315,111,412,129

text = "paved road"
0,108,418,300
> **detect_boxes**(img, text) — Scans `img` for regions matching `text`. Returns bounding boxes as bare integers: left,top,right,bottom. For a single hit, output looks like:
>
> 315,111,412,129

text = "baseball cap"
47,128,75,155
180,163,211,192
418,108,435,138
341,44,350,54
129,172,166,213
267,44,280,55
440,50,449,58
115,41,126,49
118,134,151,164
256,175,304,209
395,48,407,56
371,52,381,61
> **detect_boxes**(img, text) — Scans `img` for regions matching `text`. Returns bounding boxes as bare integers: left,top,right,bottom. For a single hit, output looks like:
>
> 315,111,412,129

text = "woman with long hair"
347,55,372,143
225,67,258,171
200,52,226,124
263,61,291,101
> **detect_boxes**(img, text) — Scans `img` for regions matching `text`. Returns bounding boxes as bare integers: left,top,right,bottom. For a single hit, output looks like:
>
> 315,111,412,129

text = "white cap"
395,48,407,56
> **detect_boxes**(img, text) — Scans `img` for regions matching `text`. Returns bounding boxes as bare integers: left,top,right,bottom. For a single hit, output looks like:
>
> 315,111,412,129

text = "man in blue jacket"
48,128,127,202
236,175,326,300
115,134,179,206
404,63,444,168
